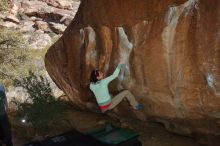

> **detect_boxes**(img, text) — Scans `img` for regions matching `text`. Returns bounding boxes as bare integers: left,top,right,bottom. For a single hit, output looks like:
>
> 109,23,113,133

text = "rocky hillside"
0,0,81,101
0,0,80,49
45,0,220,145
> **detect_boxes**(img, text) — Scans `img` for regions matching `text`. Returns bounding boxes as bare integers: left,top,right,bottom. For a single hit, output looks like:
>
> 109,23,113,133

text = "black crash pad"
23,130,107,146
23,126,142,146
87,125,142,146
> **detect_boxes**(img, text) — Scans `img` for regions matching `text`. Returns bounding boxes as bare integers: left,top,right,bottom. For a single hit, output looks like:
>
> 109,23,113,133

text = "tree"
13,71,67,133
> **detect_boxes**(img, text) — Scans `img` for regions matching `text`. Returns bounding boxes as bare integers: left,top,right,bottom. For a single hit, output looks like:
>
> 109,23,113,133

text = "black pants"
0,114,13,146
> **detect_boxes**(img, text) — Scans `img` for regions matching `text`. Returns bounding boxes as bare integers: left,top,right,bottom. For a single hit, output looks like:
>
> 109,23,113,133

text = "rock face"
45,0,220,145
39,0,74,10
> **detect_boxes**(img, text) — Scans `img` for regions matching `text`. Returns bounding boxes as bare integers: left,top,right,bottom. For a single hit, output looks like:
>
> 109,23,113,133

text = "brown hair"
90,69,99,83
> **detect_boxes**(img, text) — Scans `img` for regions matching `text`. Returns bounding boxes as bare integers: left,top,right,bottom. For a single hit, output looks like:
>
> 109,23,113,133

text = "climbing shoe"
135,103,144,110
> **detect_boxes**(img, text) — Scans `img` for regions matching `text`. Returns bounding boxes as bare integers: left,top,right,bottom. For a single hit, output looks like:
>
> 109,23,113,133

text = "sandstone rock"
30,16,43,22
4,14,20,24
45,0,220,145
0,21,18,28
48,22,66,34
21,0,51,17
19,21,35,32
39,0,74,10
9,3,20,15
35,29,44,34
21,0,77,22
35,20,49,31
17,12,30,21
24,32,52,49
60,15,74,26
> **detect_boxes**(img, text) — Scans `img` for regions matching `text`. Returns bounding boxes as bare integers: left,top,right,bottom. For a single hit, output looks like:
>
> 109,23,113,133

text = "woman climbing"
90,64,144,113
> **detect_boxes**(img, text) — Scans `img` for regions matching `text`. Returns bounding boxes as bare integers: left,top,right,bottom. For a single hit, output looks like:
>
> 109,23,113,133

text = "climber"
90,64,144,113
0,84,13,146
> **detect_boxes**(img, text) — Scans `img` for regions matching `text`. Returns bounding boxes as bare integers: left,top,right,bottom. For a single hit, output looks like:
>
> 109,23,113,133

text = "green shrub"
13,71,67,134
0,28,27,64
0,27,31,85
0,0,8,11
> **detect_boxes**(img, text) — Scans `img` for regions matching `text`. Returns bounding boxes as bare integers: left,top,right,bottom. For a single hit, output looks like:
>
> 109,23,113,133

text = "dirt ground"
12,110,203,146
